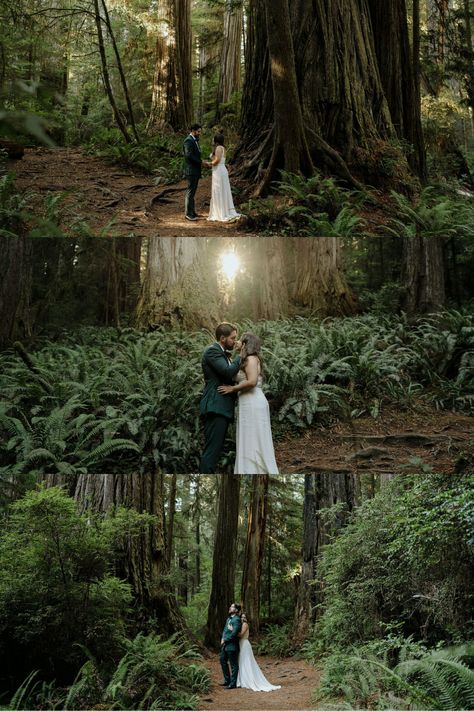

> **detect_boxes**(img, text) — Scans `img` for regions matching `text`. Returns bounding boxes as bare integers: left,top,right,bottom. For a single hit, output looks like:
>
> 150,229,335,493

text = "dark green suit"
200,343,241,473
220,614,242,687
183,134,202,218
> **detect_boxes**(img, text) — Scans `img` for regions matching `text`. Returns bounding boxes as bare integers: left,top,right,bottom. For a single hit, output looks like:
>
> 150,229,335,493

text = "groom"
200,322,241,473
220,602,242,689
183,123,209,221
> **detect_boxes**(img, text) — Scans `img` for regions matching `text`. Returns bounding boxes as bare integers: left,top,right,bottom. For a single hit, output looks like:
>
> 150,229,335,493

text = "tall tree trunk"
136,237,219,330
0,236,33,346
241,475,269,631
166,473,178,569
62,469,187,635
205,475,241,650
100,0,140,142
401,234,446,313
463,0,474,134
147,0,193,131
93,0,131,143
215,0,243,120
250,237,288,320
236,0,397,190
292,473,356,644
368,0,427,181
289,238,357,316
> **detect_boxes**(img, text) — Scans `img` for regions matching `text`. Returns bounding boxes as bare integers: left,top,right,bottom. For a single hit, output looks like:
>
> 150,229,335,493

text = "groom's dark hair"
233,603,242,613
216,322,237,339
190,122,201,131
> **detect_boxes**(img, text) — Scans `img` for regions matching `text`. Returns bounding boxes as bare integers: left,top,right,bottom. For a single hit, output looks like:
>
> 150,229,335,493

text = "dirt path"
9,147,249,238
199,656,319,711
274,407,473,475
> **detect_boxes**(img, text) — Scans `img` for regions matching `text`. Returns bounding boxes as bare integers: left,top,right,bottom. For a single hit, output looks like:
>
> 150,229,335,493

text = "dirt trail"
199,656,319,711
275,407,473,475
9,147,248,238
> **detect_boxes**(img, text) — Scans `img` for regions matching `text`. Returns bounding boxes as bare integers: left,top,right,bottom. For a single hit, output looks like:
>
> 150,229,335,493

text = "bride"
207,133,241,223
217,333,279,475
237,614,281,692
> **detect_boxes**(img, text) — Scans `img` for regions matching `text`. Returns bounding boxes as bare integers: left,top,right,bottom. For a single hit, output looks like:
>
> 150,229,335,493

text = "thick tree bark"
136,237,219,330
236,0,397,190
288,238,357,316
0,236,33,346
205,475,241,650
147,0,193,131
401,234,446,313
241,475,269,631
250,237,288,320
368,0,427,181
215,0,243,119
46,469,187,635
292,473,356,644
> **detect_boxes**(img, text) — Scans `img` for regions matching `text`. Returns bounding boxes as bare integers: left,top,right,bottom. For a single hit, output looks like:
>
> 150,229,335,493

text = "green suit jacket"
183,135,202,177
222,614,242,651
200,343,241,420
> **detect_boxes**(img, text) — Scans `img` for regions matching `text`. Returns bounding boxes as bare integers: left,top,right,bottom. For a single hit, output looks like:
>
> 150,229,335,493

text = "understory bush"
315,474,474,648
0,486,151,690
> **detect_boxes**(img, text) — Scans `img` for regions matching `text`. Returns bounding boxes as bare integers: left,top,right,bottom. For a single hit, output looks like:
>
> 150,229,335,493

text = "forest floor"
274,406,473,475
10,147,249,238
199,655,319,711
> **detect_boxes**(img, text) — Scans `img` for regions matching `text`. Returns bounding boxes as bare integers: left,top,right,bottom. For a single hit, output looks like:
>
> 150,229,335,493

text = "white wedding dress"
237,627,281,692
207,148,240,222
234,369,279,475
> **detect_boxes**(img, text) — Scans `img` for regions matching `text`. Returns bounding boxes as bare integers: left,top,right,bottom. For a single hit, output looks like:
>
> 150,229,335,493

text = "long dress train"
234,369,279,475
208,149,240,222
237,628,281,692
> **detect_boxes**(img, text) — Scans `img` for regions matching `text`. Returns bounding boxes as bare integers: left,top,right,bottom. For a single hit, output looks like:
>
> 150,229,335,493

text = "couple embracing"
220,603,280,692
200,323,279,475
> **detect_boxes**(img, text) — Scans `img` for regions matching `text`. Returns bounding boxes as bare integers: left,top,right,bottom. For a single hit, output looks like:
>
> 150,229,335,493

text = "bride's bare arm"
217,355,259,395
210,144,224,166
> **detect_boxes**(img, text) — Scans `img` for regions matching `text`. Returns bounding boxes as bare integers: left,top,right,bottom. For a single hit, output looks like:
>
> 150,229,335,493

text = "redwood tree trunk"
0,236,33,346
292,473,356,644
368,0,426,181
241,475,269,631
288,238,357,316
401,234,446,313
136,237,219,330
215,0,243,119
205,475,241,650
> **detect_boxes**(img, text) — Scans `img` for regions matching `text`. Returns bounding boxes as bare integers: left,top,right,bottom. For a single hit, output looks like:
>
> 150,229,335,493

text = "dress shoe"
185,215,198,221
225,685,236,689
220,682,230,686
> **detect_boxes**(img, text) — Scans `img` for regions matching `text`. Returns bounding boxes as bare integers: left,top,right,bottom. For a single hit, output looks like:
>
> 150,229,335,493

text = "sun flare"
220,251,240,281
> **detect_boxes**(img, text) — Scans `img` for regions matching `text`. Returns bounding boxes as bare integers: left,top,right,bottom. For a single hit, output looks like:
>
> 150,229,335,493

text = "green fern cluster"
0,311,472,483
315,642,474,710
255,623,292,658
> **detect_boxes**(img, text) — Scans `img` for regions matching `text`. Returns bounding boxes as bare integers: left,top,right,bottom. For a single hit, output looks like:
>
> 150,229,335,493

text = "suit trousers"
185,174,200,217
220,646,239,687
200,414,230,473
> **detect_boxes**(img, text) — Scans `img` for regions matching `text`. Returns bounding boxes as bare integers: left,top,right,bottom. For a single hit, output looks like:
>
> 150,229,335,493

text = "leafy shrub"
255,624,292,657
315,473,474,650
0,486,152,688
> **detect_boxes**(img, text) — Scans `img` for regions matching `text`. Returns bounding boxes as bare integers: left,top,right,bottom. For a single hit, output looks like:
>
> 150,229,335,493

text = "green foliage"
242,171,366,236
1,311,473,482
385,187,474,240
255,624,292,657
103,633,209,710
315,640,474,710
0,486,153,688
85,129,184,182
314,474,474,651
